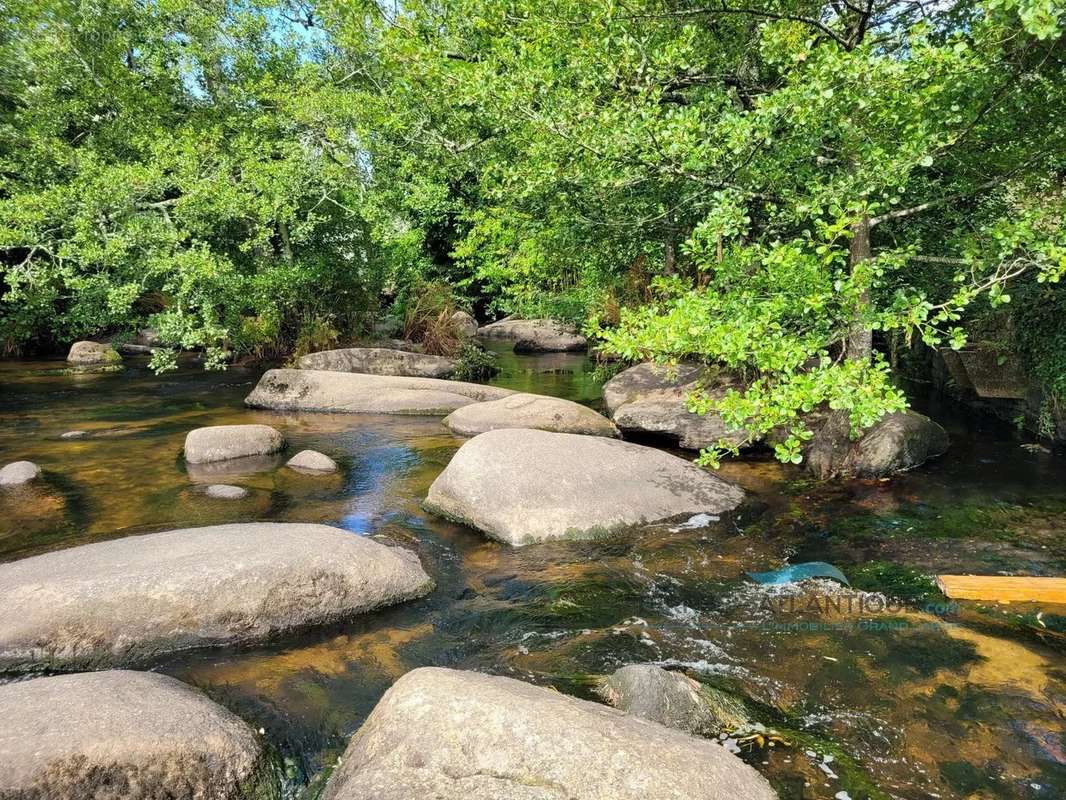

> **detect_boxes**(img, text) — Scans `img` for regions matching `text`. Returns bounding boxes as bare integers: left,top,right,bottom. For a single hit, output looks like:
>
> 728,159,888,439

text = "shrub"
452,342,499,381
400,281,465,356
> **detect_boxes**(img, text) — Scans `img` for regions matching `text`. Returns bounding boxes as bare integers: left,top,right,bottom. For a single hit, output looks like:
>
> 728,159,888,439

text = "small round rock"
0,461,41,488
286,449,338,473
204,484,249,500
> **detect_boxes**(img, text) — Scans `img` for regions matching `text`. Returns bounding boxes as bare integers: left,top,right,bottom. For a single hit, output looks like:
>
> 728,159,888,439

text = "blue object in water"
747,562,851,586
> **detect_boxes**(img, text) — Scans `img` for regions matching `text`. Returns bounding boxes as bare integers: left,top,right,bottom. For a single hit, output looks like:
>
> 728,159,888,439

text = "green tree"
0,0,385,366
347,0,1065,462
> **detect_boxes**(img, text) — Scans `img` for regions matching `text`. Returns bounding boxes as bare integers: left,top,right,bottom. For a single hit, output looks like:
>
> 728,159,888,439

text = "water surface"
0,353,1063,800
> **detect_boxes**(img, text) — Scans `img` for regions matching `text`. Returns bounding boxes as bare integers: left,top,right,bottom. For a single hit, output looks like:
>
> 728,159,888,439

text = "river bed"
0,346,1063,800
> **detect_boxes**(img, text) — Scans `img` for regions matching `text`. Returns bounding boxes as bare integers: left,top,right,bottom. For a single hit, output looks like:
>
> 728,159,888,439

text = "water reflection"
338,433,419,535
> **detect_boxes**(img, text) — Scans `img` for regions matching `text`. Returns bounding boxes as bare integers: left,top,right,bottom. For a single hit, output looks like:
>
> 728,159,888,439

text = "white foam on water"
669,513,720,532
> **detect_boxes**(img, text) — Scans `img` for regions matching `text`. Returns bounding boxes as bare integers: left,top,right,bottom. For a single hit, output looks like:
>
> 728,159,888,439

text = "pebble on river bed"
0,461,41,488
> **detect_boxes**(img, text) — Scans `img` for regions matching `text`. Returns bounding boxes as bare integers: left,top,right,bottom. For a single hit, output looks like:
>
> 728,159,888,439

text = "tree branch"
870,174,1014,227
622,5,853,50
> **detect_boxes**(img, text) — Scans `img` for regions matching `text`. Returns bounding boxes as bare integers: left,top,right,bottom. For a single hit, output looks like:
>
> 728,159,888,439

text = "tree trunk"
278,220,294,265
845,214,872,361
664,225,676,277
813,214,875,477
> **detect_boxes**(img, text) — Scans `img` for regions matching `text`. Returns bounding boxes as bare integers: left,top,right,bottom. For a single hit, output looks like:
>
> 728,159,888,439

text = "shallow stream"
1,344,1063,800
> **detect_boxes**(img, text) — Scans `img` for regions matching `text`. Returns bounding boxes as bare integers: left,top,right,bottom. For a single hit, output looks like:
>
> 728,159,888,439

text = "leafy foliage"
452,341,499,381
0,0,385,365
333,0,1065,461
2,0,1064,460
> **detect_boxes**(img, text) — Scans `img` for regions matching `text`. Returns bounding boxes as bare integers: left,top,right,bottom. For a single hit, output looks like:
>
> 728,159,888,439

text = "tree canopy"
1,0,383,369
2,0,1064,460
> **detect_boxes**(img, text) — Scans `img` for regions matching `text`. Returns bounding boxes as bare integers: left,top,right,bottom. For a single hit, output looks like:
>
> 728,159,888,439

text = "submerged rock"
0,460,40,488
204,483,249,499
0,522,433,671
424,428,744,545
66,340,122,366
184,424,285,464
286,449,338,473
603,362,746,450
320,667,776,800
597,664,750,738
245,369,513,415
451,310,479,338
0,670,276,800
0,483,67,539
805,410,949,478
443,393,619,438
478,317,587,352
298,347,457,379
185,454,280,482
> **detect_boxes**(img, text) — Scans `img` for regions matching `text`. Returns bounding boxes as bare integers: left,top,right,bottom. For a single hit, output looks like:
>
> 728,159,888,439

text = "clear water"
0,351,1064,800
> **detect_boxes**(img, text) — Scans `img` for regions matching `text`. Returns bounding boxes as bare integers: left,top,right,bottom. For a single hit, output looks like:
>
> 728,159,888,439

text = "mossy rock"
597,664,751,737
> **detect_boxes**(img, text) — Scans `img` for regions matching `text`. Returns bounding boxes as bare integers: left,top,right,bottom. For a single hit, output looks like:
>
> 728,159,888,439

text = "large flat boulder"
320,667,776,800
424,428,744,545
0,670,276,800
443,393,619,438
0,523,433,671
245,369,513,415
603,362,746,450
805,410,949,478
298,347,457,379
184,424,285,464
478,318,587,352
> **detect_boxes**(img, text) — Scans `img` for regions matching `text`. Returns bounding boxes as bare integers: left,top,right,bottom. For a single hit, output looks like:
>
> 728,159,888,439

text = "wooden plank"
936,575,1066,604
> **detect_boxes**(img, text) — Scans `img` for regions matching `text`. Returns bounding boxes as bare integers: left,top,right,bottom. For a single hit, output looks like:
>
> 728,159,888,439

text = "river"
0,343,1063,800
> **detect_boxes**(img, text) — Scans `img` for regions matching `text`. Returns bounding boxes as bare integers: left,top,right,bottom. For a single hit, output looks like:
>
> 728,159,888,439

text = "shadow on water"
1,354,1065,799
